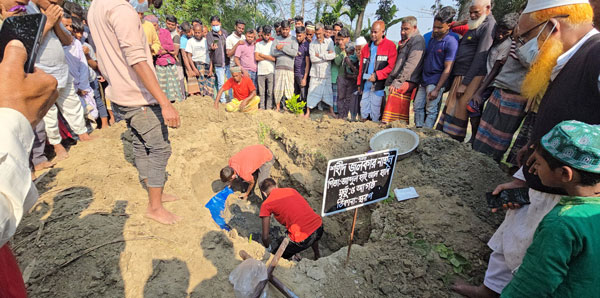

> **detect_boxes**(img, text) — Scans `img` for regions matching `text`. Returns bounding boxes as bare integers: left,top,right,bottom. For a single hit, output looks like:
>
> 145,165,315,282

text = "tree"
320,0,345,25
347,0,370,38
375,0,403,29
456,0,526,22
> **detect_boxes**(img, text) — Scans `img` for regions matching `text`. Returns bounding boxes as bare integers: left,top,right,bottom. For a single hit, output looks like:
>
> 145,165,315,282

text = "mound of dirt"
13,96,510,297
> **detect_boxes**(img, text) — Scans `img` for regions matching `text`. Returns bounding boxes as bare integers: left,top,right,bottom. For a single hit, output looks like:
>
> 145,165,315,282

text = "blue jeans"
90,79,108,118
215,67,227,103
248,70,257,88
414,84,444,128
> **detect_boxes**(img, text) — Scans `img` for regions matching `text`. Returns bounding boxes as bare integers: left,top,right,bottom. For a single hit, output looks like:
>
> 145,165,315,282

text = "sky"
327,0,458,42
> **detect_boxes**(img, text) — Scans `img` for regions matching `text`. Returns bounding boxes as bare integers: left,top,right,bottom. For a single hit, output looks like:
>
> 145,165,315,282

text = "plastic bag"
205,186,234,230
229,259,268,298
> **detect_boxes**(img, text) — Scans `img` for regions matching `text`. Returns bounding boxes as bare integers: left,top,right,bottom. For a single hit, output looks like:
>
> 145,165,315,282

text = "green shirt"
331,46,344,84
501,196,600,298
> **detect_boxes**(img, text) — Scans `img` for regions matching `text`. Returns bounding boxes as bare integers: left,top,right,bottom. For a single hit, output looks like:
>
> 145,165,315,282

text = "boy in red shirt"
220,145,274,200
259,178,323,260
213,66,260,112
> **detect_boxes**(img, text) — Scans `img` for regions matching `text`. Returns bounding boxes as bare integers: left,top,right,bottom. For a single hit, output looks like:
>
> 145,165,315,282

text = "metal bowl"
370,128,420,156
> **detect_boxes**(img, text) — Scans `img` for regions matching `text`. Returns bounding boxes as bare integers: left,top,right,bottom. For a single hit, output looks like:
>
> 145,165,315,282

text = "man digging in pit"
220,144,274,200
259,178,323,261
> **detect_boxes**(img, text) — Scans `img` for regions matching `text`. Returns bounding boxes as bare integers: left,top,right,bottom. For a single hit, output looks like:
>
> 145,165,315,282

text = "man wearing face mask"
206,16,229,104
453,1,600,297
436,0,495,142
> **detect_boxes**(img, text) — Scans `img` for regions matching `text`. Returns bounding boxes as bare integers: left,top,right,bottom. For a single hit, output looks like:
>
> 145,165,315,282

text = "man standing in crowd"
272,20,298,112
294,26,311,105
234,29,258,87
255,25,276,110
89,0,181,224
226,20,246,67
437,0,495,142
294,15,304,30
274,21,282,37
413,7,457,129
0,39,59,298
358,20,398,122
259,178,323,261
28,0,93,163
186,23,213,97
382,16,425,124
467,13,518,144
165,15,186,100
305,23,336,118
305,22,315,42
453,1,600,296
179,21,192,96
220,144,274,200
206,16,229,104
332,28,350,114
471,13,527,163
333,22,343,37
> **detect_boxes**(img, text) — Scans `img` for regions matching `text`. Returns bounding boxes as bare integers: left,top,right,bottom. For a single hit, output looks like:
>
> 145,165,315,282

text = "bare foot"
78,133,97,141
108,117,115,126
100,117,109,128
34,160,56,172
53,144,69,162
328,112,336,118
145,206,181,225
291,254,302,261
451,280,498,298
161,193,179,202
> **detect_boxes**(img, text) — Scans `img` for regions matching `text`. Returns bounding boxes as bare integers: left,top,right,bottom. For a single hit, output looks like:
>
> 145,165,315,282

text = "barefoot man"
220,145,274,200
88,0,181,224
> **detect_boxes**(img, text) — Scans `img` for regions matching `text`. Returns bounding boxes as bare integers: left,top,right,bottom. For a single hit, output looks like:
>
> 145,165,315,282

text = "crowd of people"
1,0,600,296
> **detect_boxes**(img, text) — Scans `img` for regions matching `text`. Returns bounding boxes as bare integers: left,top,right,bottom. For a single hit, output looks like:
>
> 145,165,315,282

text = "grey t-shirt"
492,55,528,94
272,35,298,71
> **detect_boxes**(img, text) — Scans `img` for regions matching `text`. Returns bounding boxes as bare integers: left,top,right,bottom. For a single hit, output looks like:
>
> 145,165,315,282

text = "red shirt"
259,188,322,243
223,75,256,100
228,145,273,182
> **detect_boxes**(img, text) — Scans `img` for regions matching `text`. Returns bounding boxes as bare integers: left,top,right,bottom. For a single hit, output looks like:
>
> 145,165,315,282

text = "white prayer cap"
356,36,367,46
523,0,590,14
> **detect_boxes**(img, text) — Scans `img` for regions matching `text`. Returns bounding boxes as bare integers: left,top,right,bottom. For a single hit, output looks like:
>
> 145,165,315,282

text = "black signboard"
321,149,398,216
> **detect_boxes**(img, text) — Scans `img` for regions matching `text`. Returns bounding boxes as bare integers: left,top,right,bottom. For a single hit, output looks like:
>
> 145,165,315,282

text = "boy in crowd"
294,26,310,104
213,66,259,113
62,13,98,122
220,145,274,200
73,17,109,128
305,23,335,118
413,7,458,128
272,20,298,112
336,39,359,121
332,28,350,115
255,25,276,109
324,24,333,40
185,23,214,97
206,16,230,103
259,178,323,261
234,29,258,87
499,121,600,297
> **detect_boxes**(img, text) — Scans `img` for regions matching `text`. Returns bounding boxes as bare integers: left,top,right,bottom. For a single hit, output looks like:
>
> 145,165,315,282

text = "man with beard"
272,20,298,112
382,16,425,124
436,0,495,142
452,1,599,297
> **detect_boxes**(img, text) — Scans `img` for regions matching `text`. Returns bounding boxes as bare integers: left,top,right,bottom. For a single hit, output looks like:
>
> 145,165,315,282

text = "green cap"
541,120,600,174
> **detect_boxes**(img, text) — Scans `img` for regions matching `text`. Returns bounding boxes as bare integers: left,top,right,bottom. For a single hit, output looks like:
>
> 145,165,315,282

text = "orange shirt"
222,76,256,100
259,188,322,243
228,145,273,182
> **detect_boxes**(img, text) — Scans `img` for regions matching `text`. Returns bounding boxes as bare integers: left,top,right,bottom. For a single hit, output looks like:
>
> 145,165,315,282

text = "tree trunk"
301,0,305,17
315,0,322,23
354,9,365,39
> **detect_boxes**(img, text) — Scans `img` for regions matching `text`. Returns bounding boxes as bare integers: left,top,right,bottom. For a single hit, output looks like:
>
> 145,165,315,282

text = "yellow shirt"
141,20,161,55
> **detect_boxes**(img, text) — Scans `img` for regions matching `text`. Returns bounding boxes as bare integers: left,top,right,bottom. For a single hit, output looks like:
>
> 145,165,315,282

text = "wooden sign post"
321,149,399,266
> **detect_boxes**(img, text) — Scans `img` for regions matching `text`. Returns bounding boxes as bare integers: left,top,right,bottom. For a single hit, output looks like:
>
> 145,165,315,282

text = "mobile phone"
486,192,503,209
213,40,219,44
0,14,47,73
500,188,530,206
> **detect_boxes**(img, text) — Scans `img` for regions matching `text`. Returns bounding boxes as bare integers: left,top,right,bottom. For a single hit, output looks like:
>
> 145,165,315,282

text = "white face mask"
516,21,558,67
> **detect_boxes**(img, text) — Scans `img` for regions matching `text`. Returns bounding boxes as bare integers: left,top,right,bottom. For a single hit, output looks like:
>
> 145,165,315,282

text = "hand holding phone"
0,14,47,73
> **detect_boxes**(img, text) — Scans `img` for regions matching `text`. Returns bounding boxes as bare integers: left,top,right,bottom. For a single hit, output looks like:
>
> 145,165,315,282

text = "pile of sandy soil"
13,96,510,297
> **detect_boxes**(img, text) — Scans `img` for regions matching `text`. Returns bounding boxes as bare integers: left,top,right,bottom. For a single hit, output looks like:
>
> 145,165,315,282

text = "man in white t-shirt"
226,20,246,68
185,24,213,97
255,25,276,109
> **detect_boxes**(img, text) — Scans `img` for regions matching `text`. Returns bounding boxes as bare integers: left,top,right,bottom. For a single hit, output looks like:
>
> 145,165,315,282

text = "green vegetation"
405,232,472,275
285,94,306,115
257,122,270,144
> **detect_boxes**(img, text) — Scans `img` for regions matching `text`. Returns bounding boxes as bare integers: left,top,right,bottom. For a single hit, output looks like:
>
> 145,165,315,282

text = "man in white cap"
453,1,599,297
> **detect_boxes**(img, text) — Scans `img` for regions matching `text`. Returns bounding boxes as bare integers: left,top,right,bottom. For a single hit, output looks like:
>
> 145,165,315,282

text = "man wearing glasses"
453,1,600,297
